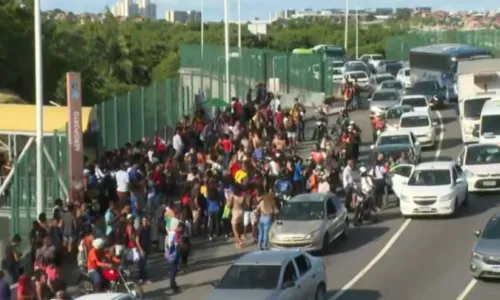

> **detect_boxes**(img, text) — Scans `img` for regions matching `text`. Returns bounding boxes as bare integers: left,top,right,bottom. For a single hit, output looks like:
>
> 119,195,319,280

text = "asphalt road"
140,103,500,300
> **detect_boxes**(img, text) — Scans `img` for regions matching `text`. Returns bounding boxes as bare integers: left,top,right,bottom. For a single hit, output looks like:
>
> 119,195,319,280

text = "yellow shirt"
200,185,208,198
234,170,248,184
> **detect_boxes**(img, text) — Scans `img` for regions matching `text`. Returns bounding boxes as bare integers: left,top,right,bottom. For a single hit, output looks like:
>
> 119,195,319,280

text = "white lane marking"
330,219,412,300
435,110,444,159
329,109,445,300
456,279,477,300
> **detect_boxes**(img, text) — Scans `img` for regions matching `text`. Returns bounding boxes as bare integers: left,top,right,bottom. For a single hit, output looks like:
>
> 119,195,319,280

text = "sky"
42,0,500,21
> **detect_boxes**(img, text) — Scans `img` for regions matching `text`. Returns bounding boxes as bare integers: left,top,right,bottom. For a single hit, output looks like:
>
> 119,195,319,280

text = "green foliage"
0,6,409,106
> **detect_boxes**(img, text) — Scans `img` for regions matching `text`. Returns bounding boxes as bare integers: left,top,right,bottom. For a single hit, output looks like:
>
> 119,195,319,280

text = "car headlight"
472,252,483,260
304,229,320,239
439,193,454,201
427,131,433,138
464,170,475,178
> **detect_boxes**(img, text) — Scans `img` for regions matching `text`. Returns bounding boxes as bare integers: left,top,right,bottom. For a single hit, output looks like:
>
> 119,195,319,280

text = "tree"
0,9,410,106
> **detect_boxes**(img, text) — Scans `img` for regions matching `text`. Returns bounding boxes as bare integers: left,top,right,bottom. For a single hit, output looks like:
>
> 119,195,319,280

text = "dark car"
365,143,417,167
384,62,403,77
404,80,446,109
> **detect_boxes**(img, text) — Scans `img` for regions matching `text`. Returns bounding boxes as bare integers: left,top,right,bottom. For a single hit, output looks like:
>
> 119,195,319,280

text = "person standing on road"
352,79,361,109
165,223,181,295
369,153,387,210
342,159,355,211
256,194,278,250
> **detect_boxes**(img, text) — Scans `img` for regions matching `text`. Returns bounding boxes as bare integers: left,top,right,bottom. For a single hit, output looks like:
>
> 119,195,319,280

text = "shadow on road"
326,289,382,300
439,137,462,151
326,226,390,255
440,116,459,125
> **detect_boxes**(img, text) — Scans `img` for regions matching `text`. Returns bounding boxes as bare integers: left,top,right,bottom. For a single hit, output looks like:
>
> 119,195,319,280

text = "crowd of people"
0,83,374,299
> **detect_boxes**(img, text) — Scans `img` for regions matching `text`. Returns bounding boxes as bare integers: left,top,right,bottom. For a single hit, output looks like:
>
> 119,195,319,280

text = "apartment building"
110,0,156,19
165,10,202,23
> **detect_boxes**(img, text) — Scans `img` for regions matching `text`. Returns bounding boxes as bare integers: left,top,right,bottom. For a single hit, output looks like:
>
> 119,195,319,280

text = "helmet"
359,166,367,174
92,238,105,250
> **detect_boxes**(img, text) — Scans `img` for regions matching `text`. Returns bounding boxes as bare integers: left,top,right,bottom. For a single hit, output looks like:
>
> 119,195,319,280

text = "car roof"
374,73,394,78
401,111,429,118
380,129,412,136
402,94,427,100
388,104,413,110
381,80,401,84
289,193,328,203
415,161,454,170
374,144,411,151
374,88,398,94
235,250,301,266
481,99,500,116
75,293,126,300
491,212,500,219
466,143,499,149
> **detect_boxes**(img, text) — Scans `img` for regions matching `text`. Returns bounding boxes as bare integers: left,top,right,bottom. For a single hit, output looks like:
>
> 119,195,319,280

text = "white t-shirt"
318,181,331,193
272,99,281,112
115,170,130,192
172,134,184,153
269,161,279,176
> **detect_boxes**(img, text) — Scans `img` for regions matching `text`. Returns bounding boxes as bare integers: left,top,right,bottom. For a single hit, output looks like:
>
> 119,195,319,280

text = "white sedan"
458,143,500,192
75,293,139,300
399,111,437,148
394,161,468,217
400,95,430,113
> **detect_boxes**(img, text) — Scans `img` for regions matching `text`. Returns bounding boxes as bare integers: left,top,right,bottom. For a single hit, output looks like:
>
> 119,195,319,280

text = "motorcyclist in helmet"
311,108,328,141
355,166,375,226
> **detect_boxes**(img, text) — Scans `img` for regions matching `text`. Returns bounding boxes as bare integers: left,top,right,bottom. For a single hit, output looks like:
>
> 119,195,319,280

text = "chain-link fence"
180,44,342,100
385,30,500,61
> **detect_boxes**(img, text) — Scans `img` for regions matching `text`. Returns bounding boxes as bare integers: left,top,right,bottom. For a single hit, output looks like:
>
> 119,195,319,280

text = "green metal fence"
96,74,193,151
2,130,69,240
179,44,341,99
385,30,500,61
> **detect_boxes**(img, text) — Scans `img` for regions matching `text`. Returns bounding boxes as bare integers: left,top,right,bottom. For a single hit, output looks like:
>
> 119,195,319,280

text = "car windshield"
277,201,324,221
346,65,366,72
402,97,428,108
369,148,410,165
372,92,398,101
381,81,403,90
463,98,490,120
408,169,451,186
404,69,410,76
372,55,384,60
412,81,439,93
332,61,344,68
349,72,367,79
465,145,500,165
482,217,500,239
481,115,500,135
386,107,413,119
400,116,430,127
217,264,282,290
376,76,394,84
378,135,409,146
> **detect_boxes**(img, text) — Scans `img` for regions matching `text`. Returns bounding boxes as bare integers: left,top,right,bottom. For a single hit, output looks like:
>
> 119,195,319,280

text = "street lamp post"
201,0,204,60
355,7,359,59
224,0,230,101
34,0,44,215
237,0,241,55
344,0,349,50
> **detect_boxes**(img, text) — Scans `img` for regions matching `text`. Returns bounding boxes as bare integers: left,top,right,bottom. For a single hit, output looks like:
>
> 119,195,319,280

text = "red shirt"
152,170,162,185
233,101,243,117
220,139,232,153
230,162,241,177
275,112,283,128
155,136,166,152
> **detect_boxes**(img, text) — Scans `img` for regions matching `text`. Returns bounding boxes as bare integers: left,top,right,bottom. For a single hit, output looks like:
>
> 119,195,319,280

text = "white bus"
459,93,495,143
479,99,500,144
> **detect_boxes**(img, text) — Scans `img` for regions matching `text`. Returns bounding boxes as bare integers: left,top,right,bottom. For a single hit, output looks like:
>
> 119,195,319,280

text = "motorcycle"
351,184,378,226
315,119,327,144
429,95,441,109
78,256,144,298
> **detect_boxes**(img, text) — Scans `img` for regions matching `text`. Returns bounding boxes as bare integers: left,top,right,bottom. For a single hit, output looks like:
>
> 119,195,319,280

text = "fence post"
53,130,60,199
113,96,119,149
286,54,290,94
140,87,145,139
153,83,158,133
127,92,132,142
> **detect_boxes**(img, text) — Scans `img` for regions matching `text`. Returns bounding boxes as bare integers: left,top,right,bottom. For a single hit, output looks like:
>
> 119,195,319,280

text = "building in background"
165,10,202,23
275,9,296,19
111,0,156,19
